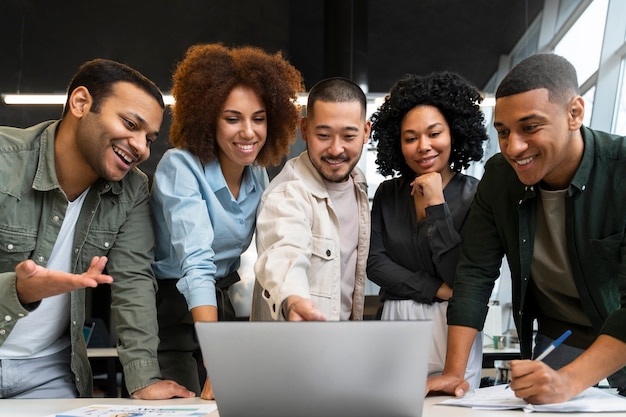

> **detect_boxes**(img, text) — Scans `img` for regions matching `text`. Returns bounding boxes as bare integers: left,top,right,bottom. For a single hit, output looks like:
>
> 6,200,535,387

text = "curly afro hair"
169,43,304,166
371,71,488,178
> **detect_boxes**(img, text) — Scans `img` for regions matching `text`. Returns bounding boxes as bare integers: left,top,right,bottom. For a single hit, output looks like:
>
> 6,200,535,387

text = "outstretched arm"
16,256,113,304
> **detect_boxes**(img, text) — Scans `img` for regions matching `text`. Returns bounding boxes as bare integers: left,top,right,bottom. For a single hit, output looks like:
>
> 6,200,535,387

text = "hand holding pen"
506,330,571,388
507,330,573,404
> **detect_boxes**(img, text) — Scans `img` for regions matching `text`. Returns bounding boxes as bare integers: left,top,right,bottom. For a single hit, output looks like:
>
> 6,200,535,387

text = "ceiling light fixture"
2,92,495,108
2,93,176,106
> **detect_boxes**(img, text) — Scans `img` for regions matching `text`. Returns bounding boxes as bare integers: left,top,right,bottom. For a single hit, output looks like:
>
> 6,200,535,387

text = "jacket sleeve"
599,229,626,344
0,272,34,343
254,185,316,320
106,177,162,394
447,166,505,331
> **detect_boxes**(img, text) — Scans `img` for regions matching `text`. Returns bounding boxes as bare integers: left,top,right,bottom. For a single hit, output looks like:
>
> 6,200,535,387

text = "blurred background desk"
86,347,126,398
482,346,521,369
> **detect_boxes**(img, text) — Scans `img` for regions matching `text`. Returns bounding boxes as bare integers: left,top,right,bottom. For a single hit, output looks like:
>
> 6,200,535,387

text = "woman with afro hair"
150,43,304,399
367,71,488,390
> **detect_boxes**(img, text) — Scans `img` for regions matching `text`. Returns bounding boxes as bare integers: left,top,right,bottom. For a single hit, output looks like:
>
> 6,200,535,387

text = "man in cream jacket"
251,77,371,321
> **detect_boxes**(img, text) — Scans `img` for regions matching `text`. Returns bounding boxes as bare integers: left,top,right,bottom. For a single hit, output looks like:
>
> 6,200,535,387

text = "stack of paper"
439,384,626,413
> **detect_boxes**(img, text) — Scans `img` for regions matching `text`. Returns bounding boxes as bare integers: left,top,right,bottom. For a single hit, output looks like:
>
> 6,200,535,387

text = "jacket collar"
32,120,61,192
568,126,594,196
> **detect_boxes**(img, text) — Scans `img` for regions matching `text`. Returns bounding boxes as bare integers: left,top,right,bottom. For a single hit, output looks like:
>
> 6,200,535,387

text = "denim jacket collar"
32,121,61,192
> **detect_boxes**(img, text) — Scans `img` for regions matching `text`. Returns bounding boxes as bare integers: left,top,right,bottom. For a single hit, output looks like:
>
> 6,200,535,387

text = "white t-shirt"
0,189,89,358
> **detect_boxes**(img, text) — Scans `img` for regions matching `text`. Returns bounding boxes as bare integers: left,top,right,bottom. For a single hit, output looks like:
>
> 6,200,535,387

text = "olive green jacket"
0,121,162,396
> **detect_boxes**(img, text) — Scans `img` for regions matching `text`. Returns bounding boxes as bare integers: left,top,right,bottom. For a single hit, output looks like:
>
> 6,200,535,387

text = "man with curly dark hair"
367,71,488,391
428,53,626,404
251,77,371,322
150,43,304,399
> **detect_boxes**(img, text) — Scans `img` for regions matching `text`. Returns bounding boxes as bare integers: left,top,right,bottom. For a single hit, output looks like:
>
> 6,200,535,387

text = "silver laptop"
195,320,432,417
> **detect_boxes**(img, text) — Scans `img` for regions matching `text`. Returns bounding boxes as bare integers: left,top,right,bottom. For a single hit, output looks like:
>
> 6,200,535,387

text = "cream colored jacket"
251,151,370,321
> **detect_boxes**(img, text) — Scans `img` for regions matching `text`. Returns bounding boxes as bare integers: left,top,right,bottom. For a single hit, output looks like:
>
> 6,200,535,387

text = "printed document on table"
44,403,217,417
438,384,626,412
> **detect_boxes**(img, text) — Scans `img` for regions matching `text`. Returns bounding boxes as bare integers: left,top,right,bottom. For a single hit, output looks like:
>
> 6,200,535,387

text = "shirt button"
0,330,5,335
4,315,12,321
74,248,79,253
52,215,60,222
104,242,110,248
326,250,331,256
37,256,45,262
6,244,13,250
18,313,25,318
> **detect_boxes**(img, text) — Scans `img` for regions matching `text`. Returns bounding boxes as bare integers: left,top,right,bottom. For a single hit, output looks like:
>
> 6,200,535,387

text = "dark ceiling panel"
0,0,543,148
368,0,544,91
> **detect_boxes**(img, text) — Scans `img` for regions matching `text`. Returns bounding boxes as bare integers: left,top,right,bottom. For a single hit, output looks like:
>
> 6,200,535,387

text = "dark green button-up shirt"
0,121,162,396
448,126,626,359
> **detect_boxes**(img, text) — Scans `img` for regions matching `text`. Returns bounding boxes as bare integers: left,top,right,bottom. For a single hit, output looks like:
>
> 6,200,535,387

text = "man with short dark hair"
0,59,193,399
427,53,626,404
251,77,371,321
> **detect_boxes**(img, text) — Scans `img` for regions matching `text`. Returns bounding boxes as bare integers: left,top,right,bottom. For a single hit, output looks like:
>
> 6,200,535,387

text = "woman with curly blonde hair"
150,43,303,399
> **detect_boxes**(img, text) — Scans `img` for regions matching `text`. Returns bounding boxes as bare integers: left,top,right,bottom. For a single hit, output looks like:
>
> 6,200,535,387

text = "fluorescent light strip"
3,94,67,105
2,92,495,108
2,93,175,105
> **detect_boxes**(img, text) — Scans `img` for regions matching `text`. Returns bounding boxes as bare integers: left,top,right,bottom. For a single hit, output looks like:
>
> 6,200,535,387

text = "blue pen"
504,330,572,390
534,330,572,361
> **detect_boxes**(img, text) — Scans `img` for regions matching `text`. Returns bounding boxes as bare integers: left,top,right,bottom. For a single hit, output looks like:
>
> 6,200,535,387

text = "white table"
0,395,611,417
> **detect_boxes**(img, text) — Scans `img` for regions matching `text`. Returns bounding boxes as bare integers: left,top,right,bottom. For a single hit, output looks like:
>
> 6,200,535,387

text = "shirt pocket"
589,231,623,282
79,228,118,266
0,226,37,271
308,234,336,298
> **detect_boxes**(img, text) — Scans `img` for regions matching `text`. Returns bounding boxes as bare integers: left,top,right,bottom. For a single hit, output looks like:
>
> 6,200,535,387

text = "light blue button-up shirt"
151,148,268,309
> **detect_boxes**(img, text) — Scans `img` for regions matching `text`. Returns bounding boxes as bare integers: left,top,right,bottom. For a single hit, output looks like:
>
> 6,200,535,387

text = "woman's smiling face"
400,105,452,177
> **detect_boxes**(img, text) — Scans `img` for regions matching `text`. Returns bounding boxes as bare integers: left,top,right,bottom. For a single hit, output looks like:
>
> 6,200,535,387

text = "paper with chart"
44,403,217,417
439,384,626,412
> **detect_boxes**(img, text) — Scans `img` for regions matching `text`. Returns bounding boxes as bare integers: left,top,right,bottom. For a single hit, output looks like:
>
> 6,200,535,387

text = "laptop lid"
196,320,432,417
